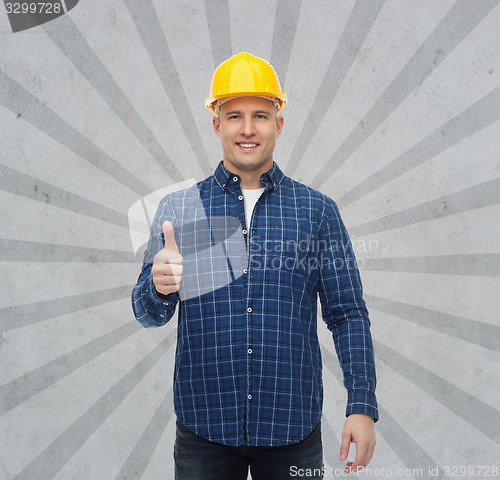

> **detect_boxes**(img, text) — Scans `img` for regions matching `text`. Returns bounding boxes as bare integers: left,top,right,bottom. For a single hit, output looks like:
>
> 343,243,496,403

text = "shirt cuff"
346,389,379,423
148,277,179,306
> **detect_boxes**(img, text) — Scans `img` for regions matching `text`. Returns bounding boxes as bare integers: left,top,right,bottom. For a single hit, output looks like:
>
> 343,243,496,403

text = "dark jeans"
174,419,323,479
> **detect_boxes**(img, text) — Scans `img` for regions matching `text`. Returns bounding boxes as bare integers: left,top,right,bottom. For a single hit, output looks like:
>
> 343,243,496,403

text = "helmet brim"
204,92,288,116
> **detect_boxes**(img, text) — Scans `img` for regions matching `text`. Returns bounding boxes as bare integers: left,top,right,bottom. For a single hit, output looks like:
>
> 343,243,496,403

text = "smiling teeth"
240,143,257,147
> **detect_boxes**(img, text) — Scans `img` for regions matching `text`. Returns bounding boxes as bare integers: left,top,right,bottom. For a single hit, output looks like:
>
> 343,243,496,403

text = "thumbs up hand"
152,221,183,296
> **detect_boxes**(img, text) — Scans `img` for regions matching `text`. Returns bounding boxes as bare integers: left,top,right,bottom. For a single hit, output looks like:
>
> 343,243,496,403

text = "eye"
255,114,268,119
228,115,240,120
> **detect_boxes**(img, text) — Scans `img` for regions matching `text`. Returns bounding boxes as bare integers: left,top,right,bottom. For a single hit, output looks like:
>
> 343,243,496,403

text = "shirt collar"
213,161,285,192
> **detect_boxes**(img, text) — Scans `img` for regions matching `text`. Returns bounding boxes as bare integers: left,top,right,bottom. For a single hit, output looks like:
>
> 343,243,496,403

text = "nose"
241,116,256,137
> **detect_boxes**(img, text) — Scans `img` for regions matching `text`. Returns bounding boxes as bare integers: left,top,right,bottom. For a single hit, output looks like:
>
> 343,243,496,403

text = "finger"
155,283,180,295
155,273,182,288
154,248,183,266
157,274,182,285
365,440,376,465
339,431,351,461
345,462,364,474
350,441,368,470
165,250,183,264
162,221,179,253
159,264,183,276
152,262,183,277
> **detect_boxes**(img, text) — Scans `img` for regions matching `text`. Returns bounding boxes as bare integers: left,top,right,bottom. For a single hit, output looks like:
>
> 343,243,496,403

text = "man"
132,52,378,479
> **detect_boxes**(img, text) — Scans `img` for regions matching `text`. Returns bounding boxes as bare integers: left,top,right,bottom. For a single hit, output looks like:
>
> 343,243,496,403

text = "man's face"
213,96,284,176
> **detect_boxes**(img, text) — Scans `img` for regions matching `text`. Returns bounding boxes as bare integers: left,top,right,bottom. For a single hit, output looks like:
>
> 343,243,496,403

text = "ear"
213,116,221,137
276,115,284,138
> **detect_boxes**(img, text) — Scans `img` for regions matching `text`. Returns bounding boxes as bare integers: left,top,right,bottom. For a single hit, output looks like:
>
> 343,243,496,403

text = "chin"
241,157,269,167
238,160,260,168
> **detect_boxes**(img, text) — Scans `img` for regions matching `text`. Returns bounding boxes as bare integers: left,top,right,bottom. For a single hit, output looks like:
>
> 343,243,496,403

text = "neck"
240,174,264,189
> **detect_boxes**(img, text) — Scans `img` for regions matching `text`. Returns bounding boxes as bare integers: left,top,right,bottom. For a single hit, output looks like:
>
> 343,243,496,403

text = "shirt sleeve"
318,198,379,422
131,195,180,328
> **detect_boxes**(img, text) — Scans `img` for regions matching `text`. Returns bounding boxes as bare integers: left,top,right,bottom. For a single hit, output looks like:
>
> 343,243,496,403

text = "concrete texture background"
1,0,499,478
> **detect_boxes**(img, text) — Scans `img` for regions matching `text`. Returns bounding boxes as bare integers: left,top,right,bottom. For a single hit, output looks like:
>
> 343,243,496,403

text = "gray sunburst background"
1,1,500,479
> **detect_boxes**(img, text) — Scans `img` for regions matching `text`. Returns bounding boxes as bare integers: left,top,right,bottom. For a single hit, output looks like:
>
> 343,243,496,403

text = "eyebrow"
223,110,272,116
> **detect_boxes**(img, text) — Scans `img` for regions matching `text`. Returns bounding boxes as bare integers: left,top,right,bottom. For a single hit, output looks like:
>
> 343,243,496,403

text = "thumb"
162,221,179,253
340,431,351,460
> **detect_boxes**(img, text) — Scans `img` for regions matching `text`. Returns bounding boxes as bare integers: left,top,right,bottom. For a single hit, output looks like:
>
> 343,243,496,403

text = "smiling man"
132,52,378,480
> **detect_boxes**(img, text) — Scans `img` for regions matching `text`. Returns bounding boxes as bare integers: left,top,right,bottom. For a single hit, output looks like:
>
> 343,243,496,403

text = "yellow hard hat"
205,52,287,115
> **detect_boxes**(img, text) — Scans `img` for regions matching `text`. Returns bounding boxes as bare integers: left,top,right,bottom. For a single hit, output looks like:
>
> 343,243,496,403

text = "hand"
152,221,183,296
339,414,376,472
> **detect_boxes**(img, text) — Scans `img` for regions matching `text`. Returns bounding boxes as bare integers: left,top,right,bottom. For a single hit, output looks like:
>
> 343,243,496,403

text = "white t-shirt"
241,187,265,229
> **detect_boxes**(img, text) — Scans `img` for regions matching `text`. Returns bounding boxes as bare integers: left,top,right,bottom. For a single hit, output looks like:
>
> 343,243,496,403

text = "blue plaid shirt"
132,161,378,447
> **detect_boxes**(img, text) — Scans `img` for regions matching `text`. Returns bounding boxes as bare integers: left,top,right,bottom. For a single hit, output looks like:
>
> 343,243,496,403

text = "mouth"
236,142,259,151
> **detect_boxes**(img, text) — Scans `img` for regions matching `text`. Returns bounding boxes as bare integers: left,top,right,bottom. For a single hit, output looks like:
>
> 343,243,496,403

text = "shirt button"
233,176,238,182
238,195,243,200
159,314,165,318
247,348,253,354
247,307,252,313
248,394,252,400
243,268,248,274
242,229,247,235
